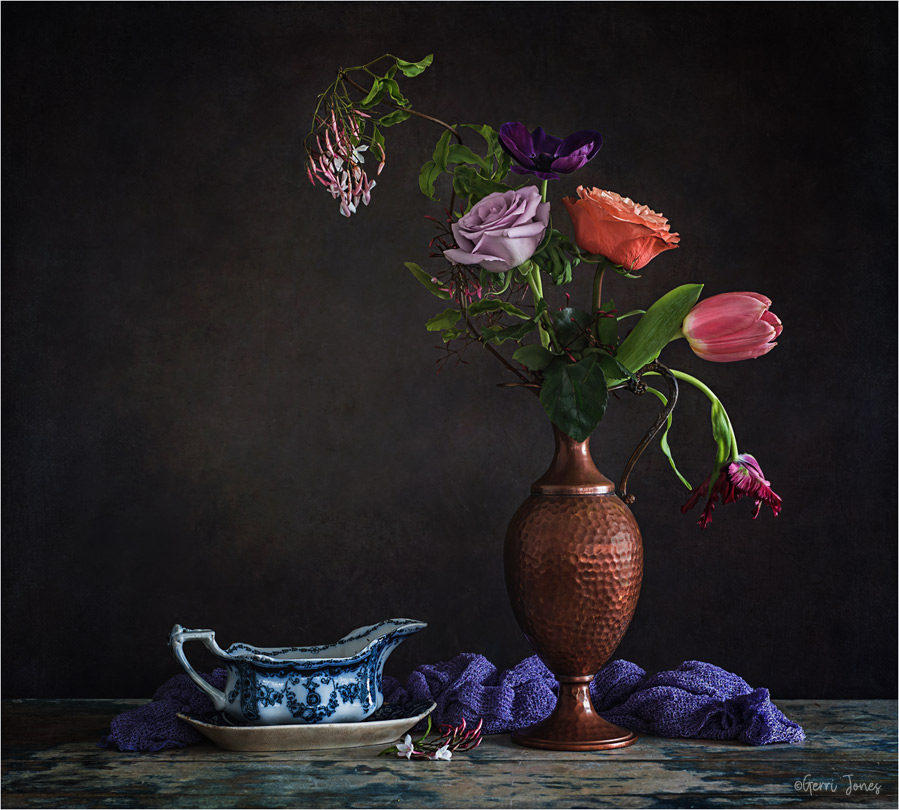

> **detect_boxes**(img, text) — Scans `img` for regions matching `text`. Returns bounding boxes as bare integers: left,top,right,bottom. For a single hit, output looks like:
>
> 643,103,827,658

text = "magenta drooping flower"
682,292,782,363
682,454,782,529
498,122,602,180
306,108,384,217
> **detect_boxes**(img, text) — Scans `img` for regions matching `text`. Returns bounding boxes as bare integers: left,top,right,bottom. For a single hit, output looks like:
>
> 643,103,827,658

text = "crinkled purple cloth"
99,656,804,751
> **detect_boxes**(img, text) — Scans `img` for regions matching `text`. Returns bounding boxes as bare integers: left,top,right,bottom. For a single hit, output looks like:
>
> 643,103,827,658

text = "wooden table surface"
2,699,896,808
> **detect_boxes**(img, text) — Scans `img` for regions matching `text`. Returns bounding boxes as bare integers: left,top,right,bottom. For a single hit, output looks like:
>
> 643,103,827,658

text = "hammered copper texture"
504,492,643,677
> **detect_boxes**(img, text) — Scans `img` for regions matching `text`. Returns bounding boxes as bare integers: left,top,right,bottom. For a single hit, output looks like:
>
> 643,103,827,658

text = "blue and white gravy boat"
168,619,427,725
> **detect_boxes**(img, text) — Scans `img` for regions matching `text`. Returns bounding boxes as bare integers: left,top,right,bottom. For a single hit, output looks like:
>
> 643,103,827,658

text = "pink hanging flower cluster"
682,453,782,529
306,109,385,217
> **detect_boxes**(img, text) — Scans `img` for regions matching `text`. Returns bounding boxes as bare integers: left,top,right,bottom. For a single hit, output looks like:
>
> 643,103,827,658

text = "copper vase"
503,425,643,751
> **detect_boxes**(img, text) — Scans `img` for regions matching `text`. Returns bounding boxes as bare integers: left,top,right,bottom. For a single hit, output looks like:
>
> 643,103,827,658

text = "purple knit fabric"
99,670,227,751
99,656,804,751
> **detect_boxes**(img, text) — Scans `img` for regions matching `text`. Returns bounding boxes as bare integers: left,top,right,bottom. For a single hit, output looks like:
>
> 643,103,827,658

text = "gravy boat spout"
169,618,427,725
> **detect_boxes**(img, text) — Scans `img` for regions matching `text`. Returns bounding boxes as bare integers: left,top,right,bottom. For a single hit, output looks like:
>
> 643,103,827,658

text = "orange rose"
562,186,680,271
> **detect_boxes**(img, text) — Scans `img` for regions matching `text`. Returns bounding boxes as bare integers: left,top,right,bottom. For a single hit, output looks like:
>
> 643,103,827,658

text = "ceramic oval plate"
177,701,436,752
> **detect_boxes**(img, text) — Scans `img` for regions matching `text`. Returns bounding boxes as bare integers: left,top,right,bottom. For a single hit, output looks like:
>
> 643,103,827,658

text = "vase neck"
531,425,615,496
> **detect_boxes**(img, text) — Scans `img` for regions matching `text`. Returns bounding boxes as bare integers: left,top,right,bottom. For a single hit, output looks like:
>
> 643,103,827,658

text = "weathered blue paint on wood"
2,699,896,808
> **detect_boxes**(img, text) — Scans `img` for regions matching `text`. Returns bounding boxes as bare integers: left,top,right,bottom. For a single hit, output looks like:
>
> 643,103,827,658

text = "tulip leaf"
645,386,692,490
394,54,433,77
512,344,555,371
613,284,703,380
425,308,461,332
539,355,608,442
380,110,412,127
405,262,452,299
467,299,528,319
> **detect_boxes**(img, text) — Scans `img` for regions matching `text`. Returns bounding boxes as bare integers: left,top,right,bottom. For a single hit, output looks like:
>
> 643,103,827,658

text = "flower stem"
339,72,463,145
592,261,606,318
540,179,548,203
524,263,553,350
658,368,739,458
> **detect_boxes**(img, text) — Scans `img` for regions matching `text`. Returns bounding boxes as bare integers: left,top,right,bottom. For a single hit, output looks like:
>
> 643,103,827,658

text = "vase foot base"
510,678,638,751
511,719,637,751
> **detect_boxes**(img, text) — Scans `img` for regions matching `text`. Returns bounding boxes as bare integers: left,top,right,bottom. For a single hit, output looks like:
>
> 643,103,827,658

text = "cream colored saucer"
177,702,436,752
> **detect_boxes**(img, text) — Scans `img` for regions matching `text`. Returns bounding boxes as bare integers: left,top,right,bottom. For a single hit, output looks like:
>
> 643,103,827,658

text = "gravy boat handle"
168,625,228,710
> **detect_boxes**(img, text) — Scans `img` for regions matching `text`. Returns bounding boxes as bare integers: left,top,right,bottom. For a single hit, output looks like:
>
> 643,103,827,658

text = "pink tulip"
681,292,782,362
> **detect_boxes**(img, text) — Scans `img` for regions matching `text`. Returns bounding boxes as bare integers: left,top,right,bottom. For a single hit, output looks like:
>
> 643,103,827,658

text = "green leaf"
609,263,644,279
418,160,441,200
467,299,528,319
381,78,409,107
596,298,618,347
431,129,452,173
583,348,635,384
539,356,609,442
404,262,451,299
385,64,397,80
425,308,461,332
441,327,464,343
452,164,514,204
617,309,646,320
379,109,412,127
531,228,578,287
359,79,384,110
370,126,386,161
488,270,513,296
512,344,555,371
461,123,499,150
485,319,538,344
494,149,513,181
394,53,433,77
549,307,591,351
446,144,488,170
613,284,703,381
645,386,692,490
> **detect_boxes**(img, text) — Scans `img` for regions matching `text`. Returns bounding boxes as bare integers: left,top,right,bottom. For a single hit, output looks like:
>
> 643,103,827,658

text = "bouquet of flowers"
305,54,782,529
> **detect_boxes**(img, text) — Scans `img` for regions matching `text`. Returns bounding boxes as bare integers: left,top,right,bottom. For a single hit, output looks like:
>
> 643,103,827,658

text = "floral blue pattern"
169,619,427,725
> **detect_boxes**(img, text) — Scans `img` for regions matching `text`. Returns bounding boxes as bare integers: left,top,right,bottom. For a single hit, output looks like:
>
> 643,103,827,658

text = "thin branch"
339,73,463,144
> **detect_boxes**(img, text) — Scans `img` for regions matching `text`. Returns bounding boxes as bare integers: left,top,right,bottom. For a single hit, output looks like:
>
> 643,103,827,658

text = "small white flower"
429,744,452,761
395,734,415,760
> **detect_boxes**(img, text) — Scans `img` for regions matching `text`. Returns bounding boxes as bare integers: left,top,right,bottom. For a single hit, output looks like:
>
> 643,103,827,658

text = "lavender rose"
443,186,550,273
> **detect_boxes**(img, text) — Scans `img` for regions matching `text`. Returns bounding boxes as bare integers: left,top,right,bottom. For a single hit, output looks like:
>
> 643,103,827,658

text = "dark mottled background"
3,3,896,699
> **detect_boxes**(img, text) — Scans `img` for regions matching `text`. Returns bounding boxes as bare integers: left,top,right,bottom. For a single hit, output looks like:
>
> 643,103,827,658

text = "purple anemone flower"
498,122,602,180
